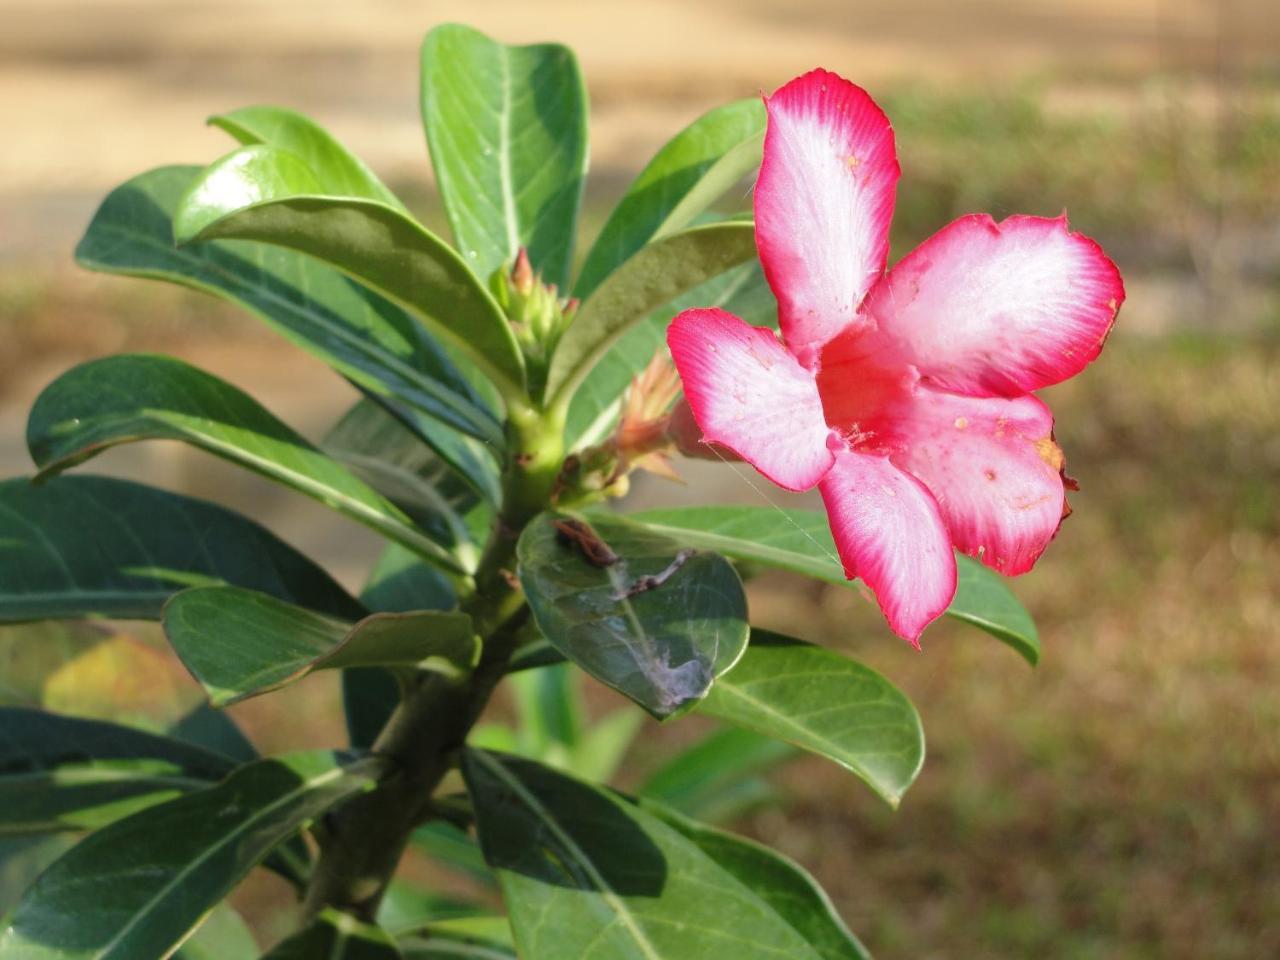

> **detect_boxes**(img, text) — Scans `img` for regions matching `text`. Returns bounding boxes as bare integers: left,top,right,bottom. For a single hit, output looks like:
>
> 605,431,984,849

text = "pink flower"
667,69,1124,644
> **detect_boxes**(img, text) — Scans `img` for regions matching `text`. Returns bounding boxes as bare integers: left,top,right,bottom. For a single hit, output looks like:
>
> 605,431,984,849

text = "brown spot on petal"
983,469,997,481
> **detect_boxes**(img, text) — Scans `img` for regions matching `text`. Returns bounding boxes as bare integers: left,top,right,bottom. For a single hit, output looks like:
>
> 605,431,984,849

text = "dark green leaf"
210,105,407,211
575,99,765,300
76,166,500,450
638,726,794,824
629,505,1041,663
544,221,757,406
565,259,774,450
0,750,381,960
0,475,361,623
420,23,588,290
0,708,235,835
700,633,924,807
173,145,526,397
263,909,402,959
462,750,828,959
168,704,258,764
163,586,477,706
28,354,466,575
516,512,749,719
642,800,870,960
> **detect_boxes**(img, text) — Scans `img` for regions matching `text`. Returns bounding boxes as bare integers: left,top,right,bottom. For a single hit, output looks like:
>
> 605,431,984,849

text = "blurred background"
1,1,1277,957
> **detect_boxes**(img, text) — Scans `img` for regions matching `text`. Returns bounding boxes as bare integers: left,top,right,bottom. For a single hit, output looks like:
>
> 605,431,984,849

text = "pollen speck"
983,469,997,481
846,154,861,168
953,417,968,430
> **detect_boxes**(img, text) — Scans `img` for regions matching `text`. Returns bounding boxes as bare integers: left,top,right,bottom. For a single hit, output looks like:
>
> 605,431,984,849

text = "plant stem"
301,401,566,923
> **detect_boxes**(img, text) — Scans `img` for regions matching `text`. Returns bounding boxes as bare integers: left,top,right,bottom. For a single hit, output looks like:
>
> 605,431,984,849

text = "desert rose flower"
667,69,1124,644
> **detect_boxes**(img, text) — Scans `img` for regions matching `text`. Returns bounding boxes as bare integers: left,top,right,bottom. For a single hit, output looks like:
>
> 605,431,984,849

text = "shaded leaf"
263,909,402,959
462,750,828,959
172,903,259,960
29,353,464,574
410,821,496,889
575,99,765,300
420,23,588,289
629,505,1041,663
642,800,870,960
638,726,794,824
163,586,477,707
0,475,361,623
516,512,748,719
76,166,500,450
544,221,757,406
376,881,490,936
700,633,924,807
0,750,382,960
173,145,526,396
0,708,235,835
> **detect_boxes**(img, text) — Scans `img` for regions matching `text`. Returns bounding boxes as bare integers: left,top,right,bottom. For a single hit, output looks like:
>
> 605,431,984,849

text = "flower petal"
755,69,899,368
872,387,1067,575
863,213,1124,395
818,445,956,644
667,307,834,491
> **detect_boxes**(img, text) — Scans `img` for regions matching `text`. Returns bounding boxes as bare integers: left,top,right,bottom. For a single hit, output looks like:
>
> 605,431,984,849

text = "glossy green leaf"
28,353,466,575
565,258,775,450
76,166,500,450
575,99,765,300
172,903,258,960
210,105,407,211
544,221,757,406
700,633,924,807
629,505,1041,663
0,750,381,960
638,726,794,824
516,512,749,719
420,23,587,289
0,475,361,623
462,749,829,960
263,909,402,959
163,586,477,706
642,800,869,960
173,145,526,397
0,708,235,835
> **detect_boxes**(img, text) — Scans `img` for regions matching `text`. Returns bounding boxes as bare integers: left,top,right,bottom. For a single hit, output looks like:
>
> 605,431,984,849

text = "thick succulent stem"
301,402,565,923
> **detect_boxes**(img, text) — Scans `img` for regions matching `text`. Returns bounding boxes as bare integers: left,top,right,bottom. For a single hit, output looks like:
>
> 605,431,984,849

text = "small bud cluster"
490,248,579,396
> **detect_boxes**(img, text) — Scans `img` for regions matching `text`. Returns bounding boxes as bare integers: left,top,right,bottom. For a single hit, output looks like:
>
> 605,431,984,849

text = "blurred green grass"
2,79,1278,958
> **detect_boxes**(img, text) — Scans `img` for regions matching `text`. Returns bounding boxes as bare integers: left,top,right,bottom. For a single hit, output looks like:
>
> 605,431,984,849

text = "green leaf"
343,545,460,750
570,705,645,784
420,23,588,290
462,749,829,960
210,105,407,211
0,750,381,960
516,512,749,719
263,909,402,959
76,166,500,451
0,708,235,835
629,505,1041,663
376,881,489,936
575,99,765,300
173,145,526,398
410,821,496,890
642,800,870,960
701,633,924,807
544,221,757,406
28,353,466,576
163,586,478,707
638,726,794,824
565,258,774,450
324,399,490,553
0,475,361,623
168,704,258,764
510,664,582,759
172,903,259,960
401,932,515,960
